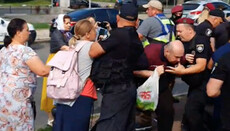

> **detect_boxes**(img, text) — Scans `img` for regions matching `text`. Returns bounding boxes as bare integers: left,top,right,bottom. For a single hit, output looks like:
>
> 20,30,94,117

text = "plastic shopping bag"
136,69,160,111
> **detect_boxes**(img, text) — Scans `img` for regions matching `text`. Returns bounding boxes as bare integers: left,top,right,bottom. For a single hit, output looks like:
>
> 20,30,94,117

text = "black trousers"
136,88,174,131
155,88,174,131
92,82,137,131
183,87,207,131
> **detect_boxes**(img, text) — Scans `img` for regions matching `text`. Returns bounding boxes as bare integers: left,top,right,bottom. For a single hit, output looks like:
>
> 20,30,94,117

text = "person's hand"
104,21,112,31
60,45,70,51
185,54,194,64
94,21,100,29
156,65,164,76
226,16,230,21
135,19,140,29
98,35,104,41
165,63,185,75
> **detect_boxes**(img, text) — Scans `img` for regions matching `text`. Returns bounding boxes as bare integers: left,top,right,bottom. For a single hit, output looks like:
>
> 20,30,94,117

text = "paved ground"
35,29,50,43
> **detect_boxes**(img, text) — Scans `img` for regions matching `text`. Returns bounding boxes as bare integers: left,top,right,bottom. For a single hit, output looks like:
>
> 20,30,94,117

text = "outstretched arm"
89,42,106,58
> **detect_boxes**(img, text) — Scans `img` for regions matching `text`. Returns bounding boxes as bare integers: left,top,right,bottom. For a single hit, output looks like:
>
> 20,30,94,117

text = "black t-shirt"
213,22,230,49
93,26,143,83
99,26,143,64
211,52,230,129
183,35,212,61
181,35,212,87
195,20,213,38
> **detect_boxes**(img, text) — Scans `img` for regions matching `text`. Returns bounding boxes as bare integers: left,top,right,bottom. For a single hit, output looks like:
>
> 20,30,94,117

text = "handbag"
136,69,160,111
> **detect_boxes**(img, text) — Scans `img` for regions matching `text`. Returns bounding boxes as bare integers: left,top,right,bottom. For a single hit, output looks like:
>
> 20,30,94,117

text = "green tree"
1,0,31,2
1,0,49,3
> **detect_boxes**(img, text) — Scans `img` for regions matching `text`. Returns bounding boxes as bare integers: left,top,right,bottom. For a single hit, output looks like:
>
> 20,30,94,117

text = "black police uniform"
181,34,212,131
213,22,230,49
91,26,143,131
195,20,213,41
211,52,230,130
135,43,176,131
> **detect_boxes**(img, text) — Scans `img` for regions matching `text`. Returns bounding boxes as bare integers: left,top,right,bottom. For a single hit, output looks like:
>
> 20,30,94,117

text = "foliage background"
0,0,50,6
0,0,49,2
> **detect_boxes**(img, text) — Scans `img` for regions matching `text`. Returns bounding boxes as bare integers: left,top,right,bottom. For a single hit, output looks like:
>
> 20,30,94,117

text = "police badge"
205,28,212,37
196,44,204,53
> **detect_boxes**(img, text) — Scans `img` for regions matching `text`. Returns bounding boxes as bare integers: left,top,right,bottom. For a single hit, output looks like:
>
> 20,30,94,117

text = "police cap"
209,9,225,20
119,3,138,21
171,5,183,14
205,3,215,11
176,18,194,25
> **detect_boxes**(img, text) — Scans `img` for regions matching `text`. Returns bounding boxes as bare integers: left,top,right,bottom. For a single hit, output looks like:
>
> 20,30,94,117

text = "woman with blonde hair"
53,19,97,131
195,3,215,25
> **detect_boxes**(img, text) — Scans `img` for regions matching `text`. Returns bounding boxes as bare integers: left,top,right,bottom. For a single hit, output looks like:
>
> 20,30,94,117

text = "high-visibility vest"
142,40,149,47
143,14,175,47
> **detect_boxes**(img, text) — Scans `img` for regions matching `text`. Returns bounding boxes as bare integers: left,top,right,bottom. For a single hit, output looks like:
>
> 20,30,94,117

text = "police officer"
213,21,230,49
207,52,230,131
206,26,230,130
170,5,183,24
134,40,185,131
167,18,213,131
195,9,224,37
195,9,224,51
137,0,175,46
89,3,143,131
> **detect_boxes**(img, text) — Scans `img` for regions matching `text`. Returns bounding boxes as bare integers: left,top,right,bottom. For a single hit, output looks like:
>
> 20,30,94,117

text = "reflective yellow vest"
143,14,175,47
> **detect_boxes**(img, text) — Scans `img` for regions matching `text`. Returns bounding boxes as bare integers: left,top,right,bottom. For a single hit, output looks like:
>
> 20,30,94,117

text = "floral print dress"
0,44,37,131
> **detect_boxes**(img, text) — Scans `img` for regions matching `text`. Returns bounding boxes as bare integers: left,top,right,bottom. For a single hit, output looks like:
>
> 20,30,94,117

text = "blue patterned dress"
0,44,37,131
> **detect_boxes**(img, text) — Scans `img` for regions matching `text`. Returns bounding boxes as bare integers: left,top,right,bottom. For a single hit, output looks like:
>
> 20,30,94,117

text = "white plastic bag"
136,69,160,111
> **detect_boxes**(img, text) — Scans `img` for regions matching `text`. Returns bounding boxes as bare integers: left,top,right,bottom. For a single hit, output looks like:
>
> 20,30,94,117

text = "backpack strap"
73,40,92,74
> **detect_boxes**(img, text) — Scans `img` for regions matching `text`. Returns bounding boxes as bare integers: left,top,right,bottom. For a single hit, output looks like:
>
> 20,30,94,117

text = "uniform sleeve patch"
205,28,212,37
196,44,204,53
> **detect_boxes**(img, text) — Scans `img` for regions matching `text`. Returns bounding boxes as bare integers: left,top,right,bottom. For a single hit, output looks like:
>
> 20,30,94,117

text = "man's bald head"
164,40,184,64
169,40,184,53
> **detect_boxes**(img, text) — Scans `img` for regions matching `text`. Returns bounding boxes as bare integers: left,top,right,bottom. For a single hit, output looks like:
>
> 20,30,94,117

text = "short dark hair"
63,15,71,22
4,18,26,47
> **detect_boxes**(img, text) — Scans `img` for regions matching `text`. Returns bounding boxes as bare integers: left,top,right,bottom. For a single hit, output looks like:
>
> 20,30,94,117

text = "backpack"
46,41,86,100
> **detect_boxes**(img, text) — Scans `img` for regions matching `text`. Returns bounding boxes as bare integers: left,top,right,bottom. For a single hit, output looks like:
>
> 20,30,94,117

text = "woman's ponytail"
3,35,12,47
68,35,81,47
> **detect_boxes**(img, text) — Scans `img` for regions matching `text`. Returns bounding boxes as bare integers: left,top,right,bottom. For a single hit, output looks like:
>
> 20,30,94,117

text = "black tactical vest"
90,55,132,89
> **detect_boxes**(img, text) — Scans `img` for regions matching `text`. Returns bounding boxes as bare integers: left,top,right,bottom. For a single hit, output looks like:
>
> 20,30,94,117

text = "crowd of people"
1,0,230,131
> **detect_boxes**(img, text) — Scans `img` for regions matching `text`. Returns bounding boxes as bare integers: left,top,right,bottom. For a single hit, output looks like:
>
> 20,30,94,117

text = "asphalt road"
31,42,189,130
30,42,49,130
